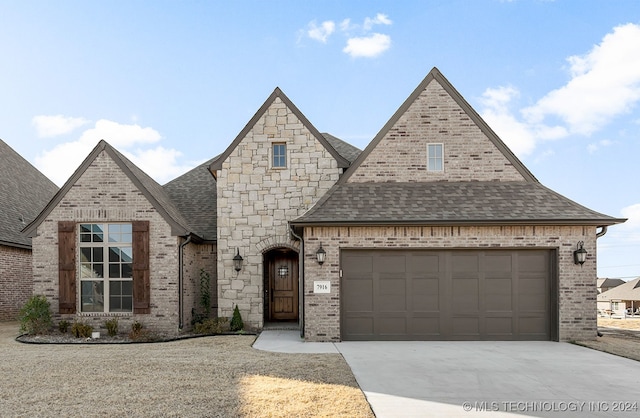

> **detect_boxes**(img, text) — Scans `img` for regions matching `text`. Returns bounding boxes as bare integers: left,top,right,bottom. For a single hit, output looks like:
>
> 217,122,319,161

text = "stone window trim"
427,143,444,172
271,142,287,169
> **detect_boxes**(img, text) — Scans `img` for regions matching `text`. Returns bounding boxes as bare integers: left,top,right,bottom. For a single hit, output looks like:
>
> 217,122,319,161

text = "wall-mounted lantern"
316,244,326,265
233,248,243,272
574,241,587,266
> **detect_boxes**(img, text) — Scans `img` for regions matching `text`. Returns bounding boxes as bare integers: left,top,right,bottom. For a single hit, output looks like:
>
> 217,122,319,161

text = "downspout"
596,226,608,239
178,235,193,330
289,224,304,338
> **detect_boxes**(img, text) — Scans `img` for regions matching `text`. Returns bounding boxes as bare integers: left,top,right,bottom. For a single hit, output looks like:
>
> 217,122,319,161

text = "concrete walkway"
254,330,640,417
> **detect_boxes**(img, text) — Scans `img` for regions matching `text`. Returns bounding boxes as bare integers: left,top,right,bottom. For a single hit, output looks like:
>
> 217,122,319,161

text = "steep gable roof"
0,138,58,248
23,140,194,238
338,67,536,184
597,278,626,289
598,277,640,302
163,156,217,241
209,88,351,172
292,68,625,228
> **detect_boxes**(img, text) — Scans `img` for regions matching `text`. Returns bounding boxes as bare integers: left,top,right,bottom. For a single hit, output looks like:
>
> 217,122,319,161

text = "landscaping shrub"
105,318,119,337
128,321,155,341
58,320,70,333
230,305,244,332
19,295,52,335
194,317,229,335
71,321,93,338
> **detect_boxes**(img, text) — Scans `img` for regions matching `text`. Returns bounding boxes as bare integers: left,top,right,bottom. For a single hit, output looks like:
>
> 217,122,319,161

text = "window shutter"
132,221,150,314
58,221,76,314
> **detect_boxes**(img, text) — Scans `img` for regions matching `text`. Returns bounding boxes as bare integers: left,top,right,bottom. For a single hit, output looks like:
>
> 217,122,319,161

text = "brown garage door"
341,249,556,341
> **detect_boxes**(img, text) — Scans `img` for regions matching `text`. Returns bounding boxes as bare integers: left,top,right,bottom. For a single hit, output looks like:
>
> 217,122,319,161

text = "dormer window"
427,143,443,171
272,143,287,168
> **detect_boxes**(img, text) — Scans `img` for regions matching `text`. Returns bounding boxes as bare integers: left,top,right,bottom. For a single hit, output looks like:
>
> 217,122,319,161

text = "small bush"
71,321,93,338
19,295,52,335
58,320,70,333
194,317,229,335
128,321,149,341
105,318,119,337
230,305,244,332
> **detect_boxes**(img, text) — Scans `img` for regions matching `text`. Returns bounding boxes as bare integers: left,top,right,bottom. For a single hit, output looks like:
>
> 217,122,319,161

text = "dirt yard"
0,322,373,418
575,317,640,362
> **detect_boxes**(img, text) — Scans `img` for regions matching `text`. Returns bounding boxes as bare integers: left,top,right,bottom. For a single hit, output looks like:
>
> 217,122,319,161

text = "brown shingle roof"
598,278,640,302
292,181,625,226
0,138,58,248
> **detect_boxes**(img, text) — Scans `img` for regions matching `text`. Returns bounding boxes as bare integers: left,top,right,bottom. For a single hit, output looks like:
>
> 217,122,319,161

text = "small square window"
272,143,286,168
427,143,443,171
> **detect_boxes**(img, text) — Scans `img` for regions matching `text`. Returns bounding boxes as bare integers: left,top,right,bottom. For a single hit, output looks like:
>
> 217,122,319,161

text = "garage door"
341,249,556,341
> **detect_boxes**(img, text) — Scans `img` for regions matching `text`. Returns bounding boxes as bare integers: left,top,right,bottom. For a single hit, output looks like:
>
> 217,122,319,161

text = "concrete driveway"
255,332,640,417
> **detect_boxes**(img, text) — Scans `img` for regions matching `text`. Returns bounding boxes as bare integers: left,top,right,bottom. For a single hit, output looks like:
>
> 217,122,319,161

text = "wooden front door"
266,250,299,321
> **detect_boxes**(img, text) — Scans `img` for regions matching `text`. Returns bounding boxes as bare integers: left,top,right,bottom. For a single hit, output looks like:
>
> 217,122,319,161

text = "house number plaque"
314,281,330,294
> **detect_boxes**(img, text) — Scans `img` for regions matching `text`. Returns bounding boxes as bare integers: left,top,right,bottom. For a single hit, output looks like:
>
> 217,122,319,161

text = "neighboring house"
597,277,640,316
597,278,626,294
0,139,58,320
25,68,624,341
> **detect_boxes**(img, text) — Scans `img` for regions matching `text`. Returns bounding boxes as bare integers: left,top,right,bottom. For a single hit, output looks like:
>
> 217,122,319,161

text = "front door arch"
264,248,299,322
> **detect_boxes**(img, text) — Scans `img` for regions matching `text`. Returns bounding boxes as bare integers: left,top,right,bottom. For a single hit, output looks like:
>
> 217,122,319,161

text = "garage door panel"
343,278,373,311
412,277,439,310
378,316,407,336
452,317,480,336
410,314,441,334
452,278,479,311
341,249,553,341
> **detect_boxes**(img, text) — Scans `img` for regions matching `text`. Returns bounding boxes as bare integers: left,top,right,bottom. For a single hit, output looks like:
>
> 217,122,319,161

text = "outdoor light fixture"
278,265,288,277
316,244,326,265
233,248,243,272
573,241,587,266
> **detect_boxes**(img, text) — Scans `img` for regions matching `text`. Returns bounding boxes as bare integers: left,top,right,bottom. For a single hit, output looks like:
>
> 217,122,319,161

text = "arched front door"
264,248,299,322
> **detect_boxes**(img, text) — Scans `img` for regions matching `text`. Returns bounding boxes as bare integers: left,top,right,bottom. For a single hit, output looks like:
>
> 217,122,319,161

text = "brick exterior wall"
183,243,217,327
348,80,525,183
0,245,32,321
215,97,342,328
31,151,189,336
302,225,597,342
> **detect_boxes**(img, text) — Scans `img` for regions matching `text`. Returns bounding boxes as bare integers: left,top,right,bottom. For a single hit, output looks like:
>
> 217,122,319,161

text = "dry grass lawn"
575,317,640,362
0,322,373,418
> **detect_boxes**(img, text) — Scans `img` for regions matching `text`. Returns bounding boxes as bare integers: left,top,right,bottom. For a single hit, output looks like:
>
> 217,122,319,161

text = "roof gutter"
178,234,193,330
596,226,608,239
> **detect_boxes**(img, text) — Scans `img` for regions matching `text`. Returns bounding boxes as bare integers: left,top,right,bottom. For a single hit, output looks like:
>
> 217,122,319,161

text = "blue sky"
1,0,639,279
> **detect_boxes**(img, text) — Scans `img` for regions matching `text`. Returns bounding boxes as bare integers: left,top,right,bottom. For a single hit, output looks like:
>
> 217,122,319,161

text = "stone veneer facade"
31,151,199,336
302,225,597,342
0,245,32,320
216,97,343,328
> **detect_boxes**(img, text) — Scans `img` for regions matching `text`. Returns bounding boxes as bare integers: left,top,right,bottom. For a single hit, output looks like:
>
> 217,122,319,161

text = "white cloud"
34,119,189,186
32,115,90,138
304,13,393,58
343,33,391,58
523,23,640,135
587,139,614,154
307,20,335,43
479,23,640,156
480,86,537,155
363,13,392,31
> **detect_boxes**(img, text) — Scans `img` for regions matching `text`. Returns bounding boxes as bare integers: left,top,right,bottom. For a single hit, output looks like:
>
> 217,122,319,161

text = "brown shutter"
132,221,150,314
58,221,76,314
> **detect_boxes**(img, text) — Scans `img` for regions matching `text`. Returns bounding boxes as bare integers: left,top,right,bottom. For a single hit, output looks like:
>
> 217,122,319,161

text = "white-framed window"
79,223,133,313
272,142,287,168
427,143,444,171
